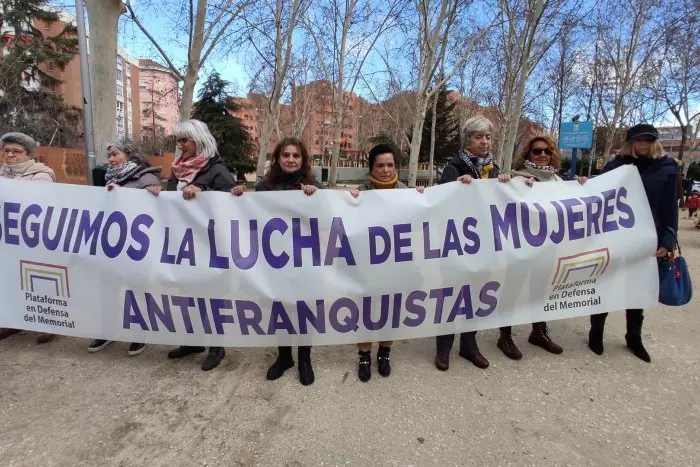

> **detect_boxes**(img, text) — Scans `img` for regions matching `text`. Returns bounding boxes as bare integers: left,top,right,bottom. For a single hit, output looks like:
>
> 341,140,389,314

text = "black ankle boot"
377,346,391,377
358,350,371,382
589,314,606,355
625,311,651,362
497,327,522,360
266,346,294,380
201,347,225,371
298,346,314,386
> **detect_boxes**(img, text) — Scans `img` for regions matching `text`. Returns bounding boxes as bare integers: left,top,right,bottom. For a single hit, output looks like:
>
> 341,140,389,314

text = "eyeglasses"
531,147,553,156
176,137,192,145
2,148,26,155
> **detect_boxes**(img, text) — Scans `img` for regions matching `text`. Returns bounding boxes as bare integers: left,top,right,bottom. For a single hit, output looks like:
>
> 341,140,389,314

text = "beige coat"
0,160,56,182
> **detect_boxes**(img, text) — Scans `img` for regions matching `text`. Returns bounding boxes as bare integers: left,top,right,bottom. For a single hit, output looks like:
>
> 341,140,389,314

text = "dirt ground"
1,222,699,467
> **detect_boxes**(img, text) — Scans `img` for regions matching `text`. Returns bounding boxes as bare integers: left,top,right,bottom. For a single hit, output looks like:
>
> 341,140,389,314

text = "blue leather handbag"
658,230,692,306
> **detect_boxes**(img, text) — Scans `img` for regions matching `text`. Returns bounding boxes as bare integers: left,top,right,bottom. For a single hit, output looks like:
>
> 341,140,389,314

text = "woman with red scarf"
164,119,239,371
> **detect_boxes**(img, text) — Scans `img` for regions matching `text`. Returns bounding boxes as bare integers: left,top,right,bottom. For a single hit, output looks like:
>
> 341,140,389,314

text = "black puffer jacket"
602,154,679,250
439,154,500,184
166,155,235,192
255,170,323,192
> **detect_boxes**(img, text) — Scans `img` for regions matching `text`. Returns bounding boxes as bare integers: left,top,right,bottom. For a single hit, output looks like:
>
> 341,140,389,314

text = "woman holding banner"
588,124,678,363
87,140,162,357
349,143,424,382
494,135,566,360
0,132,57,345
165,119,239,372
434,116,511,371
256,137,323,386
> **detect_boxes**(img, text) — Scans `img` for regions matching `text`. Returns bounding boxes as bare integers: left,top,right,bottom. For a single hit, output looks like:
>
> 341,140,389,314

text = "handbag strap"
665,226,682,256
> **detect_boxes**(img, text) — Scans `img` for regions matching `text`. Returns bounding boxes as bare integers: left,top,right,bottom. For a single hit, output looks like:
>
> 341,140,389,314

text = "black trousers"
590,309,643,327
435,331,477,357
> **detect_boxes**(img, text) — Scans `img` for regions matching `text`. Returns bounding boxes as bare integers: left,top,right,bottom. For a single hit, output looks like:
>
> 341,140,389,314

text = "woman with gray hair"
434,116,511,372
165,119,239,371
87,139,162,356
0,132,57,344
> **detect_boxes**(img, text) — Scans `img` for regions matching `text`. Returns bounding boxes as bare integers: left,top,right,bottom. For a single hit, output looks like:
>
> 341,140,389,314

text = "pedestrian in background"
0,132,56,344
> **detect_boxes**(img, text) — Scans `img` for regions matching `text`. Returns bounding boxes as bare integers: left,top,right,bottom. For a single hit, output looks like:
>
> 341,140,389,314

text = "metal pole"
570,147,578,180
75,0,96,185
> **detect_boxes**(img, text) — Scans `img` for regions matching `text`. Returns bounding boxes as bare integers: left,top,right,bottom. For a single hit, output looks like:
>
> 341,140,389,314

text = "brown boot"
434,354,450,371
497,327,522,360
36,333,56,344
458,332,490,369
529,322,563,354
0,328,21,340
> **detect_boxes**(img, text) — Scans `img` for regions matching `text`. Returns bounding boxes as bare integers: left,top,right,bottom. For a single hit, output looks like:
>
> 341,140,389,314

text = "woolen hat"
0,132,38,154
626,124,658,141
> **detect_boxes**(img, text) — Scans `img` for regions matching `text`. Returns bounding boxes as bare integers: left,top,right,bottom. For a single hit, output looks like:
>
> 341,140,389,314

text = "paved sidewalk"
1,224,699,466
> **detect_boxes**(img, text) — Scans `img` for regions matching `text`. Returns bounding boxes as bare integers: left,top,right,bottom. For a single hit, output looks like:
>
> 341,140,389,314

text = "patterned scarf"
105,161,141,185
171,153,209,191
458,150,495,179
511,160,560,182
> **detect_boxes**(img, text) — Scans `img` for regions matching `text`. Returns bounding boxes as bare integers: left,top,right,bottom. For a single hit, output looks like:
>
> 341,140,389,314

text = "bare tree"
305,0,406,186
123,0,252,119
241,0,308,178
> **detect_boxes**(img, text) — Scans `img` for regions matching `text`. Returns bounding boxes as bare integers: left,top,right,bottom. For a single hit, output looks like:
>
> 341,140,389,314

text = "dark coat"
439,154,500,184
166,155,235,192
255,170,323,192
602,154,679,249
121,166,161,189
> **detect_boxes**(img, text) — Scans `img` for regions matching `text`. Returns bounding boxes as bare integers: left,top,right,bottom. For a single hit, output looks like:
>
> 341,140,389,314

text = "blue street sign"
559,121,593,149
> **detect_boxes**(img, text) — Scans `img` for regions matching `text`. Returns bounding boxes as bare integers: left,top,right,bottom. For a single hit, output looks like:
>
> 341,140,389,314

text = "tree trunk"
179,0,208,118
84,0,124,164
328,103,343,186
407,93,428,187
255,117,273,178
428,91,438,186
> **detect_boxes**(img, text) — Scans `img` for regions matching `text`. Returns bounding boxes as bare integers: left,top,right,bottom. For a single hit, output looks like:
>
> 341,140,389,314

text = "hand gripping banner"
0,166,658,346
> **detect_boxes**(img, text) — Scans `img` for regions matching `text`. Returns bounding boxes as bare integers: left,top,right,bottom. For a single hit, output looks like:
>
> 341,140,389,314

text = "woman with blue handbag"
588,124,679,362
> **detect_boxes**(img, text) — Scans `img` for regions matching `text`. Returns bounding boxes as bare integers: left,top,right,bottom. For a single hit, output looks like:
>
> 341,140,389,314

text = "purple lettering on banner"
404,290,427,327
123,290,149,330
235,300,265,335
329,297,360,333
211,298,235,335
208,219,229,269
447,285,474,322
422,222,441,260
521,202,547,247
231,220,259,270
549,201,566,244
127,214,153,261
72,210,104,255
160,227,177,264
101,211,128,259
368,226,391,265
491,203,521,251
442,219,463,257
601,189,619,232
462,217,480,254
560,198,585,240
262,218,290,269
297,299,326,334
616,187,635,228
176,228,196,266
393,223,413,262
196,298,213,334
324,217,356,266
171,296,196,334
267,302,297,335
145,293,176,332
391,293,403,329
429,287,454,324
61,209,79,252
582,195,603,236
292,217,321,267
3,202,20,245
42,207,69,251
362,296,389,330
475,281,501,317
20,204,42,248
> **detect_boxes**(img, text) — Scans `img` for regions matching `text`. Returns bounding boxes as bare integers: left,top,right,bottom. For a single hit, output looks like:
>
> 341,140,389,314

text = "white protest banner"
0,165,658,346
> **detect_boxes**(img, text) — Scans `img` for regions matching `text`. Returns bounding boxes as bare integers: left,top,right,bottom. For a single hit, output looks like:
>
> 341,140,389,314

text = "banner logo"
20,260,71,298
551,248,610,285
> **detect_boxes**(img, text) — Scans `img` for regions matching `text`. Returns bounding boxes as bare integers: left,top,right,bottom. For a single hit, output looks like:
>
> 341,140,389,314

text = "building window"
116,84,123,98
116,69,123,82
48,62,55,72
